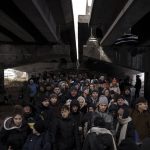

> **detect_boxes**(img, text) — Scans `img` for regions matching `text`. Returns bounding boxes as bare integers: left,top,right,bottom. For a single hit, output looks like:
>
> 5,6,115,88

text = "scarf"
87,127,117,150
116,116,132,145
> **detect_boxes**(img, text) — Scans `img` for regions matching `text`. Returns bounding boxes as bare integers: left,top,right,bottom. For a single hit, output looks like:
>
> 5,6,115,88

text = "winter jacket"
36,104,54,129
82,127,116,150
54,117,81,150
22,131,51,150
96,111,115,134
0,117,31,150
116,117,135,145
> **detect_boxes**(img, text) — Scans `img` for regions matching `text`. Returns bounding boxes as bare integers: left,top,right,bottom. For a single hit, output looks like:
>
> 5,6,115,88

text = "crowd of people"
0,71,149,150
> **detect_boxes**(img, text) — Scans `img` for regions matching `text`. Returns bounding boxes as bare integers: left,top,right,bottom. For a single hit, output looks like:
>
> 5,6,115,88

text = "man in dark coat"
54,105,81,150
134,75,141,98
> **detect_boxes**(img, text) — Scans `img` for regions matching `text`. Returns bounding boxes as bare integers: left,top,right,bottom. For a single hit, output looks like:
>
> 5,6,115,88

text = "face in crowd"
54,87,61,95
91,92,98,99
13,114,23,127
98,104,108,113
88,107,95,112
137,102,148,112
72,105,79,113
117,98,125,106
83,89,89,96
42,99,49,107
50,97,57,105
23,106,32,114
70,90,78,97
61,108,70,119
104,89,110,97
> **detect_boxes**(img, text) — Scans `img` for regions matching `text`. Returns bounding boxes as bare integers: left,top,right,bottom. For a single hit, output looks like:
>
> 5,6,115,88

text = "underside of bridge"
0,0,150,98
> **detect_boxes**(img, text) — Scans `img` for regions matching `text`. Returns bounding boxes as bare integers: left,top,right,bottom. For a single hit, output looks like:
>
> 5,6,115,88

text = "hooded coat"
0,117,30,150
82,127,116,150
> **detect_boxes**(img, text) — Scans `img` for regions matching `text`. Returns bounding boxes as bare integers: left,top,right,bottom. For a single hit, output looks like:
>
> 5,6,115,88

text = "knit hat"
136,97,147,104
97,95,108,105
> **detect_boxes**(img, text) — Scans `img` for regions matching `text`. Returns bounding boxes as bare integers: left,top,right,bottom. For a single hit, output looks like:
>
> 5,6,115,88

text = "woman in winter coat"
130,97,150,143
0,106,31,150
116,108,135,146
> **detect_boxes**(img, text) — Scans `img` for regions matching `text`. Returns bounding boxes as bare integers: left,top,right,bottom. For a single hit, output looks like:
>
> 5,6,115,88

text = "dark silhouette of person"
135,75,141,99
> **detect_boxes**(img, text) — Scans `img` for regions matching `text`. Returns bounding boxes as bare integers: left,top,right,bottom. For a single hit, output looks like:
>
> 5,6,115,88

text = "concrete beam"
13,0,58,42
100,0,150,46
0,44,70,68
89,0,128,33
0,10,35,42
0,33,13,42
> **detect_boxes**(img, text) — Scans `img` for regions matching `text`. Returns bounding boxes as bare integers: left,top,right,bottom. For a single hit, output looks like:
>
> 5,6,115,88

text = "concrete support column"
0,68,4,94
144,72,150,101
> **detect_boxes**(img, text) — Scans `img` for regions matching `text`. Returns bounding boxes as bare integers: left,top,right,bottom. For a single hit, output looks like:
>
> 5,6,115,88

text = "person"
88,90,99,107
0,105,31,150
135,75,141,98
36,95,54,130
116,108,135,146
22,103,36,124
116,95,129,110
82,116,117,150
22,121,51,150
67,86,79,102
70,100,82,126
130,97,150,143
81,104,98,138
77,96,87,114
96,95,114,133
123,87,131,106
27,79,38,104
49,93,60,118
54,105,81,150
110,78,121,95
